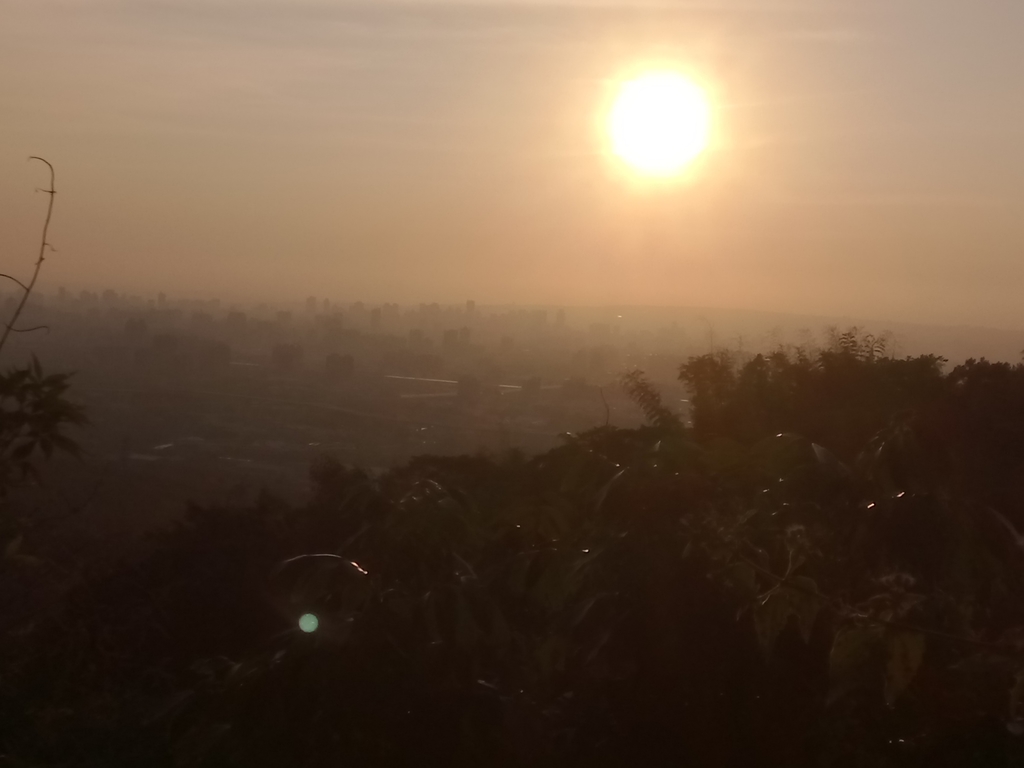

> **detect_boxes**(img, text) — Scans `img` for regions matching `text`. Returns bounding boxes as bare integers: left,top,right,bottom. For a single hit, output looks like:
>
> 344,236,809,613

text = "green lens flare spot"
299,613,319,633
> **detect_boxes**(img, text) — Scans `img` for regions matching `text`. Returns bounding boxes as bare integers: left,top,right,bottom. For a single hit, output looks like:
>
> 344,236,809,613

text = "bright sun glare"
609,72,711,178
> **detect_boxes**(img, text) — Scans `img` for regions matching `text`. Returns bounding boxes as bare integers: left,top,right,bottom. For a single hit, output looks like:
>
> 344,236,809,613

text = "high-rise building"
226,311,248,334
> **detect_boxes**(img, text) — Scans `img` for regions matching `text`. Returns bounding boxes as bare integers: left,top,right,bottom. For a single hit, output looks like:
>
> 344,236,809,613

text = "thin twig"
5,324,49,335
0,274,29,292
0,157,56,357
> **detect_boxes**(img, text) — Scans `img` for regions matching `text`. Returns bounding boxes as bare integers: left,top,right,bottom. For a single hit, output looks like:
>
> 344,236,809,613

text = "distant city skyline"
9,281,1022,366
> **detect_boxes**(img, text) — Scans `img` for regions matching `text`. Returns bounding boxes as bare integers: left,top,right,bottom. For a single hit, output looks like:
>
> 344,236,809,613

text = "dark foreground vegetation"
4,331,1024,767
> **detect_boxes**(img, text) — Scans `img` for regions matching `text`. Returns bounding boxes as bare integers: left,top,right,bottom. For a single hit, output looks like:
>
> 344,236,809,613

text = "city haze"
3,0,1024,329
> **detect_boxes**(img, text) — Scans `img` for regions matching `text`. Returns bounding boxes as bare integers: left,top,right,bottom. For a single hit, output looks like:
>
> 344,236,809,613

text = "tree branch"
0,157,56,357
5,324,49,335
0,274,29,292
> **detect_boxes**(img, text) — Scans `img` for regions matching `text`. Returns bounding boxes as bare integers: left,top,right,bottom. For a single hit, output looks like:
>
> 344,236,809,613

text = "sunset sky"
2,0,1023,328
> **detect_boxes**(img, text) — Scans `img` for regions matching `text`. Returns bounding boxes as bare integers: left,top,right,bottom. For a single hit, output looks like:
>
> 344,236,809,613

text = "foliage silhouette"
0,356,84,493
3,385,1024,765
4,329,1024,766
0,159,85,497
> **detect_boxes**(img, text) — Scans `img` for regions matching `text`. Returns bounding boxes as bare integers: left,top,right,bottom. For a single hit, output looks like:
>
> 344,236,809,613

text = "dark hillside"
3,339,1024,766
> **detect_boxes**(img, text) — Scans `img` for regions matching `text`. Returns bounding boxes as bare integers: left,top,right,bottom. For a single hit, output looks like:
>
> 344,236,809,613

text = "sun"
608,71,711,178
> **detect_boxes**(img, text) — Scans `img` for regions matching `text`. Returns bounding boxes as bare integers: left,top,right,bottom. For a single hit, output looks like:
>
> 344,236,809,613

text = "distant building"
442,329,460,351
125,317,148,340
190,311,214,330
226,311,248,334
408,329,427,351
323,313,345,345
325,352,355,380
196,340,231,369
271,343,304,373
136,334,229,373
153,334,179,355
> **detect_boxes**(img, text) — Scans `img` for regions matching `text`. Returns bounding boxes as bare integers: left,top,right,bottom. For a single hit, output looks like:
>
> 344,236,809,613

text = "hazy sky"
2,0,1023,328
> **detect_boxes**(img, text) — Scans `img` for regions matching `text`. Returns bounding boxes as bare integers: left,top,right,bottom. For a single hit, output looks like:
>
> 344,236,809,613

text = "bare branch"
0,158,57,357
28,156,55,189
0,274,29,292
5,324,50,335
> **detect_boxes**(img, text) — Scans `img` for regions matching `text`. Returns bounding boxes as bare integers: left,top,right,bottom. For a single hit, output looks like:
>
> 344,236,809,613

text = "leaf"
454,594,481,651
422,591,442,646
786,577,821,642
505,552,535,598
884,631,925,706
593,468,626,515
811,442,851,479
753,576,821,652
725,562,758,600
52,432,82,457
681,540,694,561
9,553,45,568
4,534,23,558
385,593,414,622
490,605,511,649
570,594,603,629
11,441,34,461
828,625,884,705
536,635,568,677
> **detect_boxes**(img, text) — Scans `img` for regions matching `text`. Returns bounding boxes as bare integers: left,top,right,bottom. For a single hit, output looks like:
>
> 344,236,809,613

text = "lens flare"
299,613,319,633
